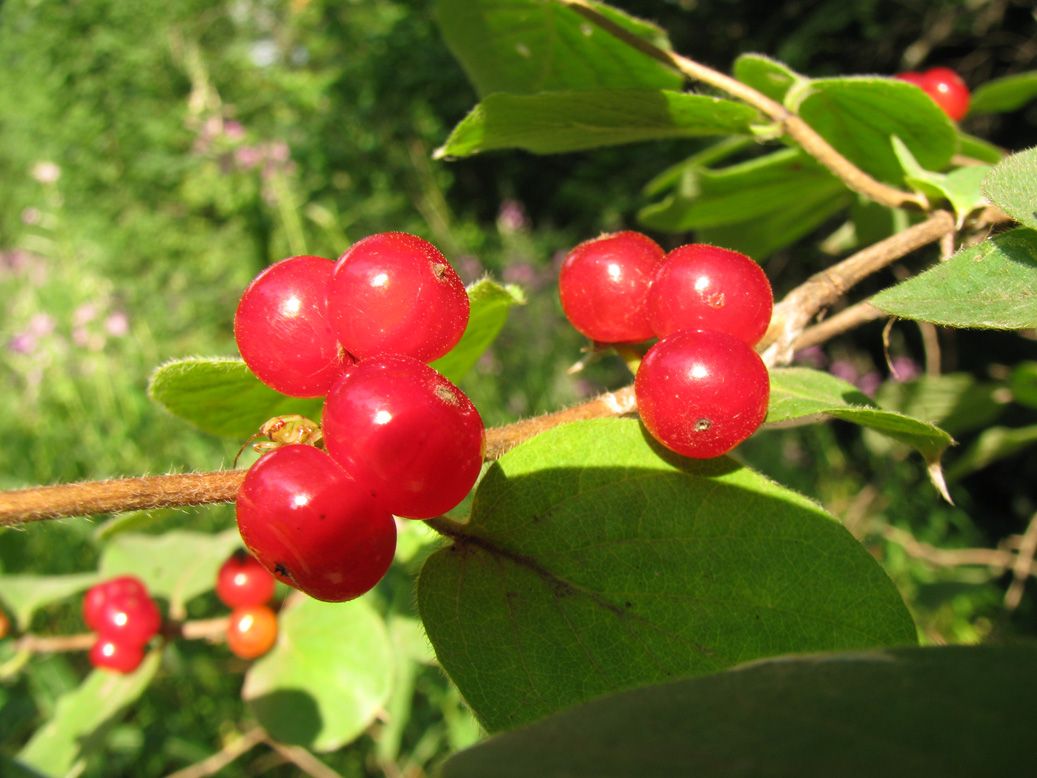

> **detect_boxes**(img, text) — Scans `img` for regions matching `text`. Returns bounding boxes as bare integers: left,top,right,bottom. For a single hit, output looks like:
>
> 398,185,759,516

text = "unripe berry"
226,605,278,659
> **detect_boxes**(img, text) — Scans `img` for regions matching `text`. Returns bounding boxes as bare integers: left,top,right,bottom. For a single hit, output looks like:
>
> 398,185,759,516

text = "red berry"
558,231,665,343
235,255,352,398
326,232,469,362
648,244,773,347
89,636,146,674
94,590,162,647
83,576,148,632
897,67,970,122
226,605,278,659
216,550,276,609
635,329,770,459
322,355,485,520
0,605,9,640
235,445,397,602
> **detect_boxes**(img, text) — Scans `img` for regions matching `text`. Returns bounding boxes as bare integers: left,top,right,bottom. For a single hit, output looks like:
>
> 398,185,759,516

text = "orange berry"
226,605,278,659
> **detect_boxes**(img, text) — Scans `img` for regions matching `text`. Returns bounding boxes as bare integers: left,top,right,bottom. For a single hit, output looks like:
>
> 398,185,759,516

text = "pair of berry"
83,576,162,674
217,551,278,659
559,232,773,459
234,233,485,603
896,67,970,122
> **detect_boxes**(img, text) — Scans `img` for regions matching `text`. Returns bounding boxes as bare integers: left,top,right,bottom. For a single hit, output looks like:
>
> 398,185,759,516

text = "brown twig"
14,616,229,655
794,301,886,352
163,726,266,778
1004,511,1037,612
881,524,1037,575
557,0,926,210
262,738,345,778
759,210,956,365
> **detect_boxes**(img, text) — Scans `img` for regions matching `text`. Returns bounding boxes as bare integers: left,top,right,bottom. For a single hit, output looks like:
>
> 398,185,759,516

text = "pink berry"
322,354,485,520
635,329,770,459
235,445,397,602
558,231,666,343
90,636,146,674
326,232,469,362
235,255,352,398
648,244,773,347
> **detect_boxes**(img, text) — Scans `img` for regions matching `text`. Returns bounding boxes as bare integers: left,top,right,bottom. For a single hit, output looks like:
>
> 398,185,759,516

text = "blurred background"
1,0,1035,775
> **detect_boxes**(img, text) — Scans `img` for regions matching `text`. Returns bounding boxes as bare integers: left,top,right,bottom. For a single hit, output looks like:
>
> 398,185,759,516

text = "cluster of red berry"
83,576,162,673
216,550,279,659
559,232,773,459
896,67,970,122
234,232,485,603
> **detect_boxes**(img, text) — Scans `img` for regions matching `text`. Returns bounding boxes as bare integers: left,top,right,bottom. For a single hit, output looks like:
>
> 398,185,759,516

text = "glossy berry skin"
322,355,486,520
897,67,970,122
635,329,770,459
94,589,162,647
83,576,149,632
89,636,146,674
226,605,278,659
236,445,397,602
648,244,773,347
327,232,469,362
558,231,665,343
235,255,351,398
216,550,276,609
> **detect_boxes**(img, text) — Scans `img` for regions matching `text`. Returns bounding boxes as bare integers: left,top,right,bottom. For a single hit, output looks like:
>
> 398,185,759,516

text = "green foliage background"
1,0,1035,775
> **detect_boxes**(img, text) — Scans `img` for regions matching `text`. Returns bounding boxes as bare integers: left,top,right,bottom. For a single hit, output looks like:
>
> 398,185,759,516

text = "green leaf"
99,530,242,613
148,357,323,440
435,90,757,158
767,368,953,497
0,573,99,631
418,419,916,732
16,651,161,777
733,54,804,103
982,147,1037,231
793,77,957,184
0,755,48,778
874,373,1008,437
891,137,989,220
1010,361,1037,408
431,280,525,381
957,132,1005,165
433,0,683,98
947,424,1037,480
243,596,393,752
638,148,850,258
969,71,1037,114
437,644,1037,777
871,228,1037,329
149,281,519,437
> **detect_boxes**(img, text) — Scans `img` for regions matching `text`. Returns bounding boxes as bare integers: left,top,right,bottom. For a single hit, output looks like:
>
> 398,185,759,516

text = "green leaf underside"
982,147,1037,231
437,644,1037,778
417,419,915,732
795,78,956,184
733,53,803,103
433,0,683,98
243,596,393,752
947,423,1037,480
891,137,988,219
0,572,99,631
874,373,1007,437
871,228,1037,329
436,90,756,158
638,149,851,259
148,279,519,438
969,70,1037,114
148,358,323,439
768,368,953,464
99,529,242,612
16,651,161,776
